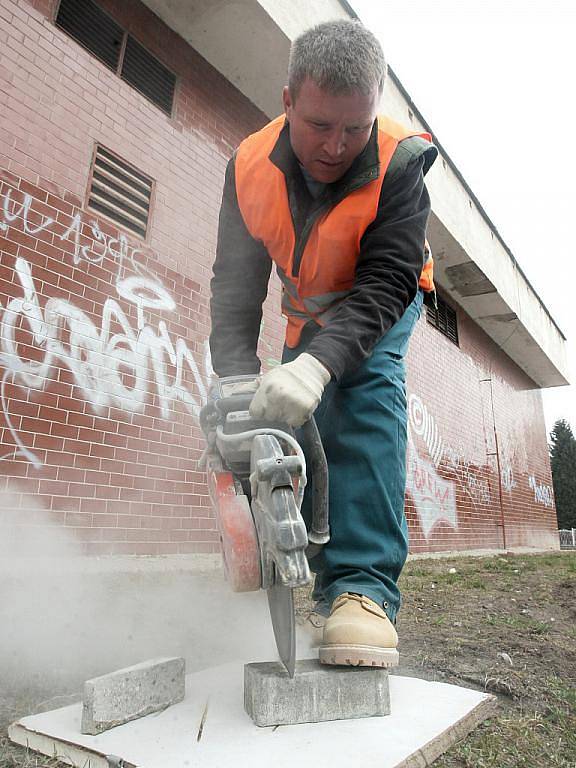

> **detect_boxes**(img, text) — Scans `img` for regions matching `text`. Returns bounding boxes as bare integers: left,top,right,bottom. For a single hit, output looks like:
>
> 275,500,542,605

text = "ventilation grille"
55,0,176,115
88,146,153,239
122,36,176,116
426,295,459,345
56,0,124,72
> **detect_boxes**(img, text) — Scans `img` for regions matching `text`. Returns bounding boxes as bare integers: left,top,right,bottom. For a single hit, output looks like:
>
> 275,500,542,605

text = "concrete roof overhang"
141,0,569,389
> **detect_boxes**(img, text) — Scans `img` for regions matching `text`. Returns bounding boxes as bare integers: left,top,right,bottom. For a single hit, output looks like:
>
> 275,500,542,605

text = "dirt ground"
395,551,575,767
1,551,575,767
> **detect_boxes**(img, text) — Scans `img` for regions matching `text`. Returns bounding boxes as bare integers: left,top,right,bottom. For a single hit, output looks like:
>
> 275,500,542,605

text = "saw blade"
267,578,296,677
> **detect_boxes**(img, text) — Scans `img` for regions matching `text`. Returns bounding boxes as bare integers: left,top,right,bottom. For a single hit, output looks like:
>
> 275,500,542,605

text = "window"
426,294,459,346
56,0,176,116
121,36,176,116
55,0,123,71
87,145,154,239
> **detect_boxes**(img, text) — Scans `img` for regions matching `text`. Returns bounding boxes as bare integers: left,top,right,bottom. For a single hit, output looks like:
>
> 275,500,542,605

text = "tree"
549,419,576,529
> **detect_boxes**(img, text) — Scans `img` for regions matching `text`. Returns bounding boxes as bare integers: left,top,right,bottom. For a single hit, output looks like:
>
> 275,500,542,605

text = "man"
210,19,437,667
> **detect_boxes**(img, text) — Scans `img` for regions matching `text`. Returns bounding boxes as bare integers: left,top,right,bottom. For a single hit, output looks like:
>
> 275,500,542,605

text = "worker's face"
283,78,380,184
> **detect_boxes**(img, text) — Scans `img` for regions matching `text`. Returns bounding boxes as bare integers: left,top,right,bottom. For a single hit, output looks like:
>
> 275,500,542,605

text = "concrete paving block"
244,658,390,726
81,657,185,734
10,664,496,767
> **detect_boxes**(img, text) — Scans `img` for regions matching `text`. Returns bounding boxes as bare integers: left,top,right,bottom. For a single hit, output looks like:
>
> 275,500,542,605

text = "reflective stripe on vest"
235,114,434,347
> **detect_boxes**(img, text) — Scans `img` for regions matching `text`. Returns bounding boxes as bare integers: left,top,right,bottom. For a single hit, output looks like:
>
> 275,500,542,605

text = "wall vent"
55,0,176,116
88,146,153,239
56,0,124,72
122,36,176,116
426,295,459,346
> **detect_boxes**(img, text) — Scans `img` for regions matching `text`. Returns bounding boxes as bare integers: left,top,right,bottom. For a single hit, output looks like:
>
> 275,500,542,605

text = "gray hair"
288,20,387,100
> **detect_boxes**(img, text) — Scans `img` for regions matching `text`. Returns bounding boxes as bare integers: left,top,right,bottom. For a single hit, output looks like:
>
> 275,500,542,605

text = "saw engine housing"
200,375,329,592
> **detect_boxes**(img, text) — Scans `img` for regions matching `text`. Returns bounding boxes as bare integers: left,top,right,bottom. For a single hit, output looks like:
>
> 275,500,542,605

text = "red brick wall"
0,0,279,554
405,297,558,552
0,0,558,554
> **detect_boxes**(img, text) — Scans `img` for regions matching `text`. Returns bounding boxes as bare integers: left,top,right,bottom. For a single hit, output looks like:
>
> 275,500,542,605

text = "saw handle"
199,392,254,436
214,393,254,417
301,417,330,555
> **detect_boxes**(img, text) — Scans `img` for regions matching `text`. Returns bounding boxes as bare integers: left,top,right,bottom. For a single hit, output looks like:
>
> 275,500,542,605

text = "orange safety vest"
235,114,434,348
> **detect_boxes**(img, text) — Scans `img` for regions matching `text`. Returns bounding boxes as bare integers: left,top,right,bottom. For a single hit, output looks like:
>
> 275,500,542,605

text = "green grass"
441,675,576,768
411,552,576,768
483,614,552,634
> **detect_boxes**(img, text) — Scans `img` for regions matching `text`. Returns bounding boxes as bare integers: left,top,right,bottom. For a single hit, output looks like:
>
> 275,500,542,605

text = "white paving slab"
9,663,496,768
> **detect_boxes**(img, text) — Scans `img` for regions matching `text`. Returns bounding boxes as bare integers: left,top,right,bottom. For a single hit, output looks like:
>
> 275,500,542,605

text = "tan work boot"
319,592,399,668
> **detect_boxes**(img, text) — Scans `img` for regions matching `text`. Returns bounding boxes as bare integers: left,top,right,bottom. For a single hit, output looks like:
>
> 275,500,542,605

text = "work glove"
225,379,259,396
249,353,331,428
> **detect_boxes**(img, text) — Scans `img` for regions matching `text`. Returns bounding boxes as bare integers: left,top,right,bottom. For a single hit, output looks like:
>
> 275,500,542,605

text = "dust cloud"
0,492,294,702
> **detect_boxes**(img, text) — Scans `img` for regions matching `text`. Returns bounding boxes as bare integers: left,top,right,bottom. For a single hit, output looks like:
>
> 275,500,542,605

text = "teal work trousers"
283,291,423,621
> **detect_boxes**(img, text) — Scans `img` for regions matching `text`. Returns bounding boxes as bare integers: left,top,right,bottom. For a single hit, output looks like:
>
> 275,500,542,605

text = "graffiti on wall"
528,475,554,508
407,394,457,538
501,460,516,493
408,394,444,467
406,441,457,539
0,187,213,468
407,393,494,539
444,445,492,509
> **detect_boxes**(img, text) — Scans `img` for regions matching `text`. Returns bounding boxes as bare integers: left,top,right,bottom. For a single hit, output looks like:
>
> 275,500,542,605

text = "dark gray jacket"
210,119,437,381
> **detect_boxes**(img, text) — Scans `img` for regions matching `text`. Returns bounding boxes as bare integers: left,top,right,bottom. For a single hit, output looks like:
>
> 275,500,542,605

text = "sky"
351,0,576,437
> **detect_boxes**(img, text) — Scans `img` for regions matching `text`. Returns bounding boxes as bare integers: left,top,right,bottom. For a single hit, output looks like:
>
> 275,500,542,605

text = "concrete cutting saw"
199,375,329,677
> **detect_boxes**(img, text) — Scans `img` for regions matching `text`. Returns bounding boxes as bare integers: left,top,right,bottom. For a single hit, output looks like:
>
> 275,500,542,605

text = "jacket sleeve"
209,156,273,377
305,144,436,381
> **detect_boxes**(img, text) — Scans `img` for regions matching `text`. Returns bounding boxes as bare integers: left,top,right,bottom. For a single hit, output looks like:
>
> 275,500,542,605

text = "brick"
50,495,81,512
63,439,91,455
34,435,64,452
73,454,101,470
38,479,68,496
95,485,120,500
89,443,116,460
19,179,47,202
64,511,90,527
0,235,19,256
92,512,118,527
56,466,85,483
80,657,185,735
244,660,390,726
48,424,79,442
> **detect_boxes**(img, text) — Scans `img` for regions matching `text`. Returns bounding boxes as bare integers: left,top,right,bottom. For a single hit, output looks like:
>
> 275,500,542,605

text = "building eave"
140,0,570,389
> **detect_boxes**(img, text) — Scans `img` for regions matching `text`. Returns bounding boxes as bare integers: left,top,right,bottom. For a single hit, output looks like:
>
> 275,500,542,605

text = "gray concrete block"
244,658,390,727
81,657,185,734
